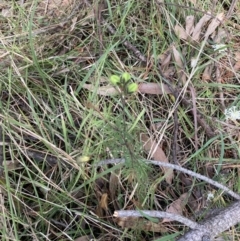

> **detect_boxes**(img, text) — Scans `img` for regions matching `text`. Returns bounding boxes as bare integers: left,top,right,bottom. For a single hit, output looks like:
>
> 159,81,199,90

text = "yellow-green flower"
121,72,131,82
127,83,138,93
109,75,120,85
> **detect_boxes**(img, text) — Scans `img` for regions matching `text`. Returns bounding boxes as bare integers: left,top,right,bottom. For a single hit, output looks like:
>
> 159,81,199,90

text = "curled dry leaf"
100,193,108,210
41,0,73,16
74,235,93,241
204,12,225,38
160,52,171,69
232,53,240,72
4,161,21,171
161,53,172,71
116,217,167,232
175,25,188,40
234,60,240,72
172,45,186,84
189,0,196,5
185,16,195,35
235,52,240,61
83,84,118,96
191,14,212,41
158,48,173,76
202,64,214,81
138,83,172,95
224,59,240,79
162,193,188,223
213,29,227,44
109,172,120,210
1,7,12,17
141,134,173,184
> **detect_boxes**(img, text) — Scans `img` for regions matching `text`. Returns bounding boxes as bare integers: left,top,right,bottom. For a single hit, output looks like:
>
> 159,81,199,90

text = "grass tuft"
0,0,240,240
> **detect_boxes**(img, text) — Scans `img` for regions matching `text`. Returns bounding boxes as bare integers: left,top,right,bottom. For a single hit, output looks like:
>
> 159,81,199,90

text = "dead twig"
172,89,179,164
0,126,3,176
190,86,199,150
98,158,240,240
114,201,240,241
158,73,216,139
113,210,198,229
96,159,240,200
181,98,216,139
102,21,147,63
226,0,238,19
26,150,61,166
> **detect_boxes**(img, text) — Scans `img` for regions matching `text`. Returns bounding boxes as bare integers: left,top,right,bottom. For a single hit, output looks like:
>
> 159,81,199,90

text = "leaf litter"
141,134,174,184
1,0,240,240
162,193,188,223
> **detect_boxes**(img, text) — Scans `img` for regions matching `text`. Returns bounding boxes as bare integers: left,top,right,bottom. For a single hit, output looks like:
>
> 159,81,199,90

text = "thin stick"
181,98,216,139
102,21,147,63
96,158,240,200
226,0,238,19
0,126,3,176
26,150,60,166
172,89,179,164
172,109,178,164
190,86,199,150
113,210,198,229
114,201,240,241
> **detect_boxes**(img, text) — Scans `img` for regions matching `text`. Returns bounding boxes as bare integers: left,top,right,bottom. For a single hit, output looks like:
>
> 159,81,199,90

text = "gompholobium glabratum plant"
108,72,152,206
109,72,138,161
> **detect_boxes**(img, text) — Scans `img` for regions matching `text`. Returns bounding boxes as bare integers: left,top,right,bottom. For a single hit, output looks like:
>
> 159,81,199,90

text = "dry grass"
0,0,240,240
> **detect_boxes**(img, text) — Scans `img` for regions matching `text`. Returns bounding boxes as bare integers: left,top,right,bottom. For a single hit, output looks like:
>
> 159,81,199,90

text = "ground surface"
0,0,240,240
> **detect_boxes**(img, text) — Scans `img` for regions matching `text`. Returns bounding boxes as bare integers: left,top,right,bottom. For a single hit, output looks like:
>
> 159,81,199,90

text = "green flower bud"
127,83,138,93
121,72,131,82
109,75,120,85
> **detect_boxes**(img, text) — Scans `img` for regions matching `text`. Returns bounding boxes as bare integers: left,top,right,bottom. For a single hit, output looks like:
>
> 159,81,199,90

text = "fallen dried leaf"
191,14,212,41
213,29,227,44
2,6,12,17
138,83,172,95
83,84,118,96
141,134,173,184
70,17,78,32
175,25,188,40
204,12,225,38
116,217,167,232
109,172,120,210
185,16,195,35
188,0,196,5
161,53,171,69
100,193,108,210
158,48,172,76
234,61,240,72
172,45,186,84
74,235,92,241
202,64,213,81
235,52,240,61
162,193,188,223
224,59,240,79
163,66,175,79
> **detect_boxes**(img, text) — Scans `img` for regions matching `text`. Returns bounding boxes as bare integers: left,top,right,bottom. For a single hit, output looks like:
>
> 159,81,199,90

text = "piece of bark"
177,201,240,241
